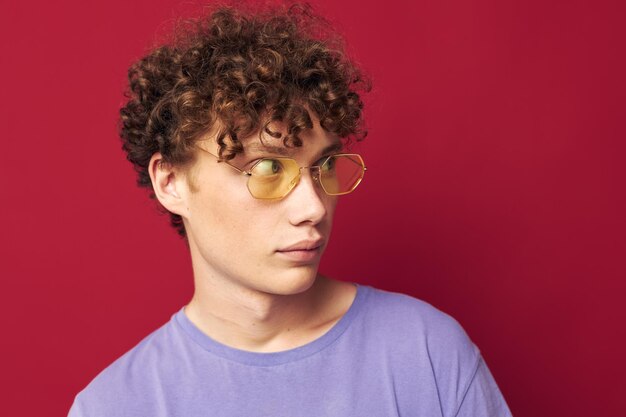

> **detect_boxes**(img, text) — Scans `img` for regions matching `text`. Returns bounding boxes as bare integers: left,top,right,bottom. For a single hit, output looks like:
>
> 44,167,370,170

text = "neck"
185,273,347,353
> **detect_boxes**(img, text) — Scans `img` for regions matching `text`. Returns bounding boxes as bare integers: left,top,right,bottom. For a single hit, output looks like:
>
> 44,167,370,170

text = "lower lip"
276,248,321,262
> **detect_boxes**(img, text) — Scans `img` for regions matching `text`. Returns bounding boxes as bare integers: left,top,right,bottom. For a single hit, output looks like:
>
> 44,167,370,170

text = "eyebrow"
245,143,292,155
321,142,344,155
244,141,343,156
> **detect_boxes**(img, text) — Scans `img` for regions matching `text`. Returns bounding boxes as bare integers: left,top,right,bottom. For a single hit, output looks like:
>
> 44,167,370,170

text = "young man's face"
180,120,341,296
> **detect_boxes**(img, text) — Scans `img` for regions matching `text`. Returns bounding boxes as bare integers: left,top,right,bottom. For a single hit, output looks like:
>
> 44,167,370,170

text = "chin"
263,267,320,296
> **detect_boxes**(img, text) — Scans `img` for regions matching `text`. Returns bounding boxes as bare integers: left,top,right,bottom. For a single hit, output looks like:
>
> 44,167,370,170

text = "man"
69,4,512,416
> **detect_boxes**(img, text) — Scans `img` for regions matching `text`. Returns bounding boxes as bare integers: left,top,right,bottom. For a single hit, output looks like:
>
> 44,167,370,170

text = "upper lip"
277,238,324,252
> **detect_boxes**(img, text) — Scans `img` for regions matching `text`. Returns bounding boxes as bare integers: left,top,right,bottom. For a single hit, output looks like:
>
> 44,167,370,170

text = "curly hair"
119,3,369,237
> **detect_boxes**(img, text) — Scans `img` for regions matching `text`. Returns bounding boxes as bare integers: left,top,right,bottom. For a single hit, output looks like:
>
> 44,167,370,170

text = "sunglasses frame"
197,147,366,200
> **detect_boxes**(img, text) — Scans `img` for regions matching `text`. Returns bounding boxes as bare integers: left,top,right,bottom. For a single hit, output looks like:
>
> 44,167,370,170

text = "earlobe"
148,153,186,215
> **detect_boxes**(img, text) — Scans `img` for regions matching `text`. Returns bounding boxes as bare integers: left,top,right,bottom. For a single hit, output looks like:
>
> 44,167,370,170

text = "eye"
252,158,283,176
320,155,336,172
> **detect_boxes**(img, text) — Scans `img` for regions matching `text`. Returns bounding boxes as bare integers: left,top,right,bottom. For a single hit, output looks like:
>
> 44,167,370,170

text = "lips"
276,239,324,262
277,238,324,252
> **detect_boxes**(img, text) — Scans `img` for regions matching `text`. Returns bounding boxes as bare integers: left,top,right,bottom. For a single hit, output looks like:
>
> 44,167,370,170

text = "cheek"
193,189,277,246
328,196,339,215
322,195,339,223
185,179,241,236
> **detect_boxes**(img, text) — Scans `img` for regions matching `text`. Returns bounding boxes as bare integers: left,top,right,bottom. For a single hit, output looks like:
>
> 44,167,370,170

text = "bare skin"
185,275,357,353
150,118,358,353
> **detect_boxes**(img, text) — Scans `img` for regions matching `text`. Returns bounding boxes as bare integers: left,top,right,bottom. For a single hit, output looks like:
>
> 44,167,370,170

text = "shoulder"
358,286,481,383
69,312,181,417
356,285,493,415
359,285,478,356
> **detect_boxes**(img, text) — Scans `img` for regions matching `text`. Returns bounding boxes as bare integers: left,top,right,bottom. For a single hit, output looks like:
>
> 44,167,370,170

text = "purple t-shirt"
69,284,512,416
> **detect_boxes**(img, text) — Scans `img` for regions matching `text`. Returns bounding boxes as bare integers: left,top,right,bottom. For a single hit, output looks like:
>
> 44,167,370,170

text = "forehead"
242,140,343,157
230,119,343,158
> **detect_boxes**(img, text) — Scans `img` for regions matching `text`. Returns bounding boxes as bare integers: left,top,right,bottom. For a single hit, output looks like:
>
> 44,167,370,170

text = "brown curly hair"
119,3,369,237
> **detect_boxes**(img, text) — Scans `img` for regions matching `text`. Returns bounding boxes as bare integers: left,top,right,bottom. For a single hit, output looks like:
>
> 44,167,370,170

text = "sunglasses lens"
247,158,300,199
320,154,365,195
246,154,365,199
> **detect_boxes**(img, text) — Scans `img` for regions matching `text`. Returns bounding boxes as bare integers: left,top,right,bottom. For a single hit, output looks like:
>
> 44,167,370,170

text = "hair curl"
119,3,369,237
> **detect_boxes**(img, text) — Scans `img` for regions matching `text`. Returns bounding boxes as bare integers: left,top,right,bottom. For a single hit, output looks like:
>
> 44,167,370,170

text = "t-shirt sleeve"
409,296,513,417
67,396,85,417
453,356,513,417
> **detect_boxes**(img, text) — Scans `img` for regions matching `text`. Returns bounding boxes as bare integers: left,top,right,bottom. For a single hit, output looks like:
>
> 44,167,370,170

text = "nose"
286,167,329,226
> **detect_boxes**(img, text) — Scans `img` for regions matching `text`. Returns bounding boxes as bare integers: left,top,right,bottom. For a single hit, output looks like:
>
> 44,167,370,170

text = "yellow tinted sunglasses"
198,148,366,199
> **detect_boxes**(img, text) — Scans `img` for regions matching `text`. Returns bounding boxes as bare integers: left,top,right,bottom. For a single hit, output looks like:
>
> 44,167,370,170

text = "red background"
1,1,624,416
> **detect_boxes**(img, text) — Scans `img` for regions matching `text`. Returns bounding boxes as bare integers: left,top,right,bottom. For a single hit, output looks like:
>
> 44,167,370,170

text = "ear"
148,152,188,216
